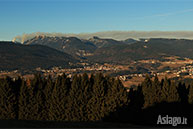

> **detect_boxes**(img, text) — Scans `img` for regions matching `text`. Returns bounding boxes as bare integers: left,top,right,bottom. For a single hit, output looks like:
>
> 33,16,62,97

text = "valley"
1,36,193,89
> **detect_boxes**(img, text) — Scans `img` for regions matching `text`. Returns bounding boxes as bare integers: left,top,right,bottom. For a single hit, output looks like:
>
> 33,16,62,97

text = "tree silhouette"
0,77,16,119
188,84,193,104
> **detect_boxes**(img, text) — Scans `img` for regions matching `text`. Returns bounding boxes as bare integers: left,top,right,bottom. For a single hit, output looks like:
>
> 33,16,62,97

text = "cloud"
13,31,193,43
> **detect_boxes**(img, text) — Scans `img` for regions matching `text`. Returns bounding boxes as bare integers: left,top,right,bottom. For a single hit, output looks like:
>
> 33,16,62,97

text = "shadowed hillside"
87,38,193,64
0,41,78,71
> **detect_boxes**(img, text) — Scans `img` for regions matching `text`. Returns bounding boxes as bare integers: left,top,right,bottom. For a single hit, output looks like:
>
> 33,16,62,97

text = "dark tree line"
0,73,193,125
140,75,180,108
0,73,128,121
127,75,192,110
138,75,193,108
105,75,193,126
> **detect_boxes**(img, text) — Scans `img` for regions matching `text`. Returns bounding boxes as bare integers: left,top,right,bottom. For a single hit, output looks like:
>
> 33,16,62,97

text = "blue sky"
1,0,193,40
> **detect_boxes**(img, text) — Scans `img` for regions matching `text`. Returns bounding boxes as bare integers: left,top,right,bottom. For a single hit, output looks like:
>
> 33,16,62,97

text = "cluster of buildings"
176,65,193,76
83,64,117,71
36,63,120,78
2,58,193,85
119,65,193,82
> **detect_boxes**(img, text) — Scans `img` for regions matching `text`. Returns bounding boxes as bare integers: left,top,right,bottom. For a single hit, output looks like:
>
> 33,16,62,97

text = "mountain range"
23,35,136,57
23,36,193,63
13,31,193,43
1,36,193,71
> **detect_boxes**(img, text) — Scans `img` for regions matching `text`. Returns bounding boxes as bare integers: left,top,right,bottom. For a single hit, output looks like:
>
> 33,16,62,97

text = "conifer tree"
106,78,128,114
80,73,92,121
160,77,170,102
86,74,95,120
0,77,16,119
65,74,82,121
18,79,27,120
43,75,54,120
142,75,153,108
32,74,46,120
87,73,106,121
18,79,38,120
12,77,22,119
50,74,70,121
153,75,162,103
188,84,193,104
167,81,179,102
105,77,116,113
178,83,189,103
135,85,144,110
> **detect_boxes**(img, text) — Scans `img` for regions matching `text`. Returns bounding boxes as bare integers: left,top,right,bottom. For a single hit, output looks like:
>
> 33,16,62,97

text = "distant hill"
24,36,97,57
145,38,193,58
88,36,126,48
123,38,138,44
86,38,193,64
0,41,78,71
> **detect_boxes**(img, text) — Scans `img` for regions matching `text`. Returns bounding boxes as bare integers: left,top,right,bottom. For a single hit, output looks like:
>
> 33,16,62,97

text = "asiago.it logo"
157,115,187,126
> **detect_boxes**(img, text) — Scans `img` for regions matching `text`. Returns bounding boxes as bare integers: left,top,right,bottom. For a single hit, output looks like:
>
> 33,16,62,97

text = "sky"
1,0,193,40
